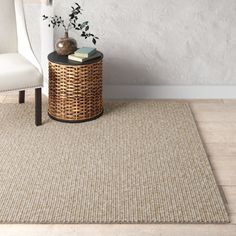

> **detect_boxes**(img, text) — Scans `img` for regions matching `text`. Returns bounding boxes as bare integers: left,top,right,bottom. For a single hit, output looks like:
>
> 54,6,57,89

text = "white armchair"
0,0,43,126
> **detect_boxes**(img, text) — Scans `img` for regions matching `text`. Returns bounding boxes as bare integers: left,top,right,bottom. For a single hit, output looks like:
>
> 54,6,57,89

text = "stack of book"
68,47,100,62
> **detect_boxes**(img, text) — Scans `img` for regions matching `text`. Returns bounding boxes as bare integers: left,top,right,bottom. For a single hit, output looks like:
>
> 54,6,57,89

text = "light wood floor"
0,91,236,236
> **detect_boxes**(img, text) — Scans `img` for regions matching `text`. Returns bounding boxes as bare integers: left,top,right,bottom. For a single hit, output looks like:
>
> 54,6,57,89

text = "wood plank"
0,95,5,103
191,103,236,122
210,158,236,186
230,214,236,224
3,96,19,104
223,99,236,104
223,187,236,214
0,224,235,236
194,112,236,122
191,103,236,111
25,90,35,96
197,123,236,143
2,91,18,103
205,143,236,157
187,99,223,104
4,91,18,96
2,94,47,104
158,99,223,104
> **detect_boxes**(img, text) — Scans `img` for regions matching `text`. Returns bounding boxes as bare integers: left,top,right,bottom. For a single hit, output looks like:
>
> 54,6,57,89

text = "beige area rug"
0,101,229,224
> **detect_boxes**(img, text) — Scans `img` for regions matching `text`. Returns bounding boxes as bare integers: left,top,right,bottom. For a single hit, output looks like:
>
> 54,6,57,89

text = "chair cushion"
0,53,43,92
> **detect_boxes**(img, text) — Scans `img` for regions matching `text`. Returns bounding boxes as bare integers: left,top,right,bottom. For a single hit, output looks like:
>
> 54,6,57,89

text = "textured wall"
26,0,236,85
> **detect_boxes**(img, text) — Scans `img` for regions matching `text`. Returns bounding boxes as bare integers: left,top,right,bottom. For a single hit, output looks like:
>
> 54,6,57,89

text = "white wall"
24,0,236,98
54,0,236,86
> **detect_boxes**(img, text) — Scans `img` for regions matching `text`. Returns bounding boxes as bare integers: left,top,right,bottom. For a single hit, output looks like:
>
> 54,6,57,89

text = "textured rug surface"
0,102,229,224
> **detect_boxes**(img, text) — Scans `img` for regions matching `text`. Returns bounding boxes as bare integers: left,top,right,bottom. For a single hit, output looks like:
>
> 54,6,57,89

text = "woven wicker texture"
48,60,103,122
0,101,229,223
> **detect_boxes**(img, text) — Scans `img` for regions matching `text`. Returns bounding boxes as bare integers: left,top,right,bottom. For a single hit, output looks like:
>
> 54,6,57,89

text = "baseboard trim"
104,85,236,99
43,83,236,99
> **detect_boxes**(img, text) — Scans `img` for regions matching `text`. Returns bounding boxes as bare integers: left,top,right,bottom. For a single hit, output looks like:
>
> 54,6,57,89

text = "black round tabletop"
48,51,103,66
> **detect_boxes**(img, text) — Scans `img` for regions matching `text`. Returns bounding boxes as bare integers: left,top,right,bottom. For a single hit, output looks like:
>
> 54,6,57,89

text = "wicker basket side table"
48,51,104,123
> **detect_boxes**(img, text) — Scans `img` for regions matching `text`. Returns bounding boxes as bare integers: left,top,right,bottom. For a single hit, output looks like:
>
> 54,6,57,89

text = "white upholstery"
0,0,18,53
0,0,43,93
0,54,42,92
15,0,42,73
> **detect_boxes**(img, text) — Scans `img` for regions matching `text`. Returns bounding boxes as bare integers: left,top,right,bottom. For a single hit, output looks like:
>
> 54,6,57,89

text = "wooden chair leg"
19,90,25,104
35,88,42,126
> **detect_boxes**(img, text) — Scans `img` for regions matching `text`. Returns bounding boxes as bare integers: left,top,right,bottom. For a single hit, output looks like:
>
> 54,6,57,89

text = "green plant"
43,2,99,44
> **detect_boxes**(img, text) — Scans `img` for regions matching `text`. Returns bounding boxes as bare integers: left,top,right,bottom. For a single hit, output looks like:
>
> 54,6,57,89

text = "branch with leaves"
43,2,99,45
